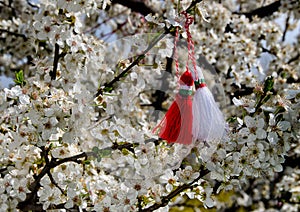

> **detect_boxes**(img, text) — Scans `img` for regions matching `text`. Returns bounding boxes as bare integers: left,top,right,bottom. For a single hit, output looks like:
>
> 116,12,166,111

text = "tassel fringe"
158,93,193,145
192,80,226,143
154,70,194,145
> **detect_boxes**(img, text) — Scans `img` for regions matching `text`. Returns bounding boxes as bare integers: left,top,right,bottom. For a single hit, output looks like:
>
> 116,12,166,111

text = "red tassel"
154,70,194,145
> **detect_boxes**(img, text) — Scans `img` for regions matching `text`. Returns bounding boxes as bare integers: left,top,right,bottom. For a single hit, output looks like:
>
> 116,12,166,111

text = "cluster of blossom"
0,0,300,211
281,0,300,19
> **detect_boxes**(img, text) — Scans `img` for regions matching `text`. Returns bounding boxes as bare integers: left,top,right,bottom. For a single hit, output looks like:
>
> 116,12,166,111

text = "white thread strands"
192,67,227,144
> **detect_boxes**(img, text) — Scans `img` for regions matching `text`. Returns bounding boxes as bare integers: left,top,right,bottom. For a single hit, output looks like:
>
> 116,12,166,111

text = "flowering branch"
17,150,93,211
17,139,147,211
94,31,167,97
253,76,274,115
235,153,300,211
47,171,65,194
141,168,209,211
1,0,299,211
94,0,203,98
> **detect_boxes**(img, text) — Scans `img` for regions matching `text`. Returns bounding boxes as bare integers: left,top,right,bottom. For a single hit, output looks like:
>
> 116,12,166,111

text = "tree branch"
94,0,203,98
17,151,91,211
282,11,290,42
50,43,61,80
0,28,27,40
140,168,209,212
94,31,168,97
287,53,300,64
47,171,65,194
112,0,156,16
236,0,281,20
17,139,150,211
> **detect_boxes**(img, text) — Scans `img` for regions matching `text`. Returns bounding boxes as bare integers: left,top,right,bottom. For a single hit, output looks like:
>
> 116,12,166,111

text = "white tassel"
192,67,226,144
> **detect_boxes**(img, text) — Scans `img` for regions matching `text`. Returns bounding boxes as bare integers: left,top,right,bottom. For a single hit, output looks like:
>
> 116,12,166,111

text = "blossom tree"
0,0,299,211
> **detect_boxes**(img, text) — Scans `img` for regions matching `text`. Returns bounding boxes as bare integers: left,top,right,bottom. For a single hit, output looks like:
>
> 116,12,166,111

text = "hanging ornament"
181,11,226,144
153,24,195,145
154,11,226,145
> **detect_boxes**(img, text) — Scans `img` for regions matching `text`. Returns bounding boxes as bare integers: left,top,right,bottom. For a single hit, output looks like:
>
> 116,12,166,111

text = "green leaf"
98,149,111,158
226,116,237,123
83,160,91,165
121,148,130,155
92,146,99,153
91,146,112,162
103,86,113,92
263,76,274,93
14,70,25,86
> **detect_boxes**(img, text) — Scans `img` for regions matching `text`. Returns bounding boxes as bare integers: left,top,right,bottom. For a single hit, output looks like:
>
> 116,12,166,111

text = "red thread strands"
174,27,180,81
156,70,194,145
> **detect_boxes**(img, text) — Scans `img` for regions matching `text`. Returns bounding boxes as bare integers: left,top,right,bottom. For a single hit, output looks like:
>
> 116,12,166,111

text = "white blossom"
0,0,298,211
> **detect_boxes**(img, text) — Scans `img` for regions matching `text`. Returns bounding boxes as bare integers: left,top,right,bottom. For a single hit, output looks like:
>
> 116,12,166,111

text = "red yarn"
179,69,194,86
154,70,193,145
158,93,193,145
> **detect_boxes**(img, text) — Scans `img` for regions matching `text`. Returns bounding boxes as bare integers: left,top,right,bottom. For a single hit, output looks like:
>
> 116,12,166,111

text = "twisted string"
174,27,180,82
182,11,198,81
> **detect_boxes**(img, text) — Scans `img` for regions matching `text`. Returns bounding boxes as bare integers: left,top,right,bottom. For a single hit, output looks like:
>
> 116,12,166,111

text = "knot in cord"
182,11,194,30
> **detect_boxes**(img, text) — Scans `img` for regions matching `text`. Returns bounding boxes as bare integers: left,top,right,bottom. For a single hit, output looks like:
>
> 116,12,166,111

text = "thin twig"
85,9,129,34
0,28,27,40
102,21,128,41
26,0,39,9
282,11,291,42
287,53,300,64
47,171,66,194
50,43,60,80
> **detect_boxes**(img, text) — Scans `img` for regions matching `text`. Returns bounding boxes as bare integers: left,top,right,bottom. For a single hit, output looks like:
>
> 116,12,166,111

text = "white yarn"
192,86,226,142
192,65,226,144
